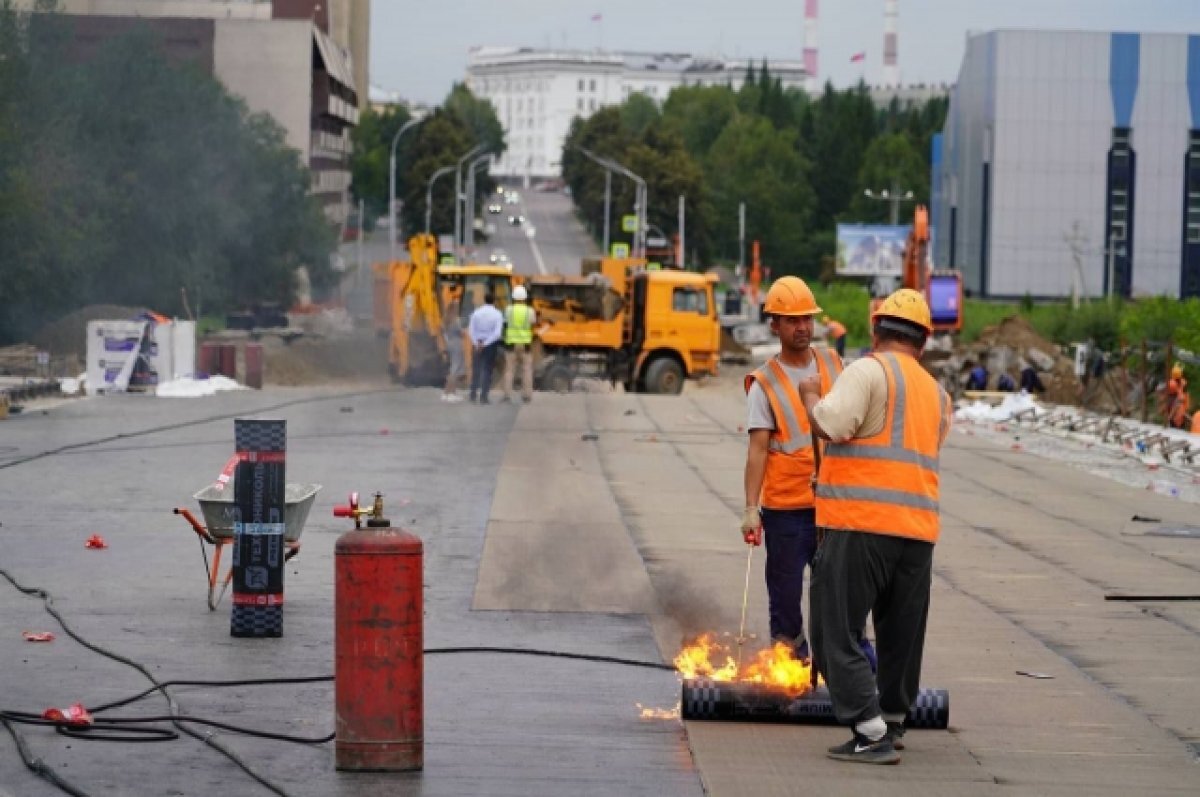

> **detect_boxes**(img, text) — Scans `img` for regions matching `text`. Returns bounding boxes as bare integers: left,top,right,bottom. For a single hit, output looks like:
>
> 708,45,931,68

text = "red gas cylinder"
334,495,423,771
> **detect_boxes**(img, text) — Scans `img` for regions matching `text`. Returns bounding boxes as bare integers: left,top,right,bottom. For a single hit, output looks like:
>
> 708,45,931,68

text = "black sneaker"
886,722,906,751
826,733,900,765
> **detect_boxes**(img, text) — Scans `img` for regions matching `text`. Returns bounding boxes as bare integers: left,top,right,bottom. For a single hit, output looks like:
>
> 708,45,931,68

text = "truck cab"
530,258,720,394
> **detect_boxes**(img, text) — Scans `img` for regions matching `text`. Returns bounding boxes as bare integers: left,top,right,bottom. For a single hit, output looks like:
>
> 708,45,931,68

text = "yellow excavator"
868,206,963,333
373,238,720,394
373,233,516,385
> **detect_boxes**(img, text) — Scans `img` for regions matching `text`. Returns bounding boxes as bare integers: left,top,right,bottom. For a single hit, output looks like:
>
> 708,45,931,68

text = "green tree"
444,82,505,156
705,115,815,275
562,106,636,244
0,6,335,343
619,92,660,138
399,108,475,238
350,104,414,219
660,84,738,159
808,82,876,229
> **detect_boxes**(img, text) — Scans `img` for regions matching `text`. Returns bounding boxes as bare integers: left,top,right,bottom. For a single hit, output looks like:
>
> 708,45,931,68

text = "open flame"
673,632,818,697
636,632,820,719
636,701,680,720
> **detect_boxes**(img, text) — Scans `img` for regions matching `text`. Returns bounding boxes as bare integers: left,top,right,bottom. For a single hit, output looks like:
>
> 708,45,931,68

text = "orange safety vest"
744,348,844,509
815,351,951,543
1165,378,1191,428
1192,410,1200,435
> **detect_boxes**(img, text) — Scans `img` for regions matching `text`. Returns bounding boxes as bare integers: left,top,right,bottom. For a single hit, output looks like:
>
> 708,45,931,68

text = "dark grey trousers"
811,529,934,726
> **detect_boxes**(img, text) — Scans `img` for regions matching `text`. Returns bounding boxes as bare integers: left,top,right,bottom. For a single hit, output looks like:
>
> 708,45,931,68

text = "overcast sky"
371,0,1200,104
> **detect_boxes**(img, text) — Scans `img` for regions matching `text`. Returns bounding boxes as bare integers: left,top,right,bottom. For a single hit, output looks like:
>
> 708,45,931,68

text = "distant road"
339,184,600,318
483,184,598,277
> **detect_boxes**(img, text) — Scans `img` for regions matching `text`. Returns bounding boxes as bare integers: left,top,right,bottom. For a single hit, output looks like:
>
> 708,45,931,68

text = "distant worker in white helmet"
502,284,537,403
799,288,953,765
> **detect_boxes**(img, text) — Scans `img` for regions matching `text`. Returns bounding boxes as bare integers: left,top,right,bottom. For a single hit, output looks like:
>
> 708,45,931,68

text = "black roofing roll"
681,679,948,730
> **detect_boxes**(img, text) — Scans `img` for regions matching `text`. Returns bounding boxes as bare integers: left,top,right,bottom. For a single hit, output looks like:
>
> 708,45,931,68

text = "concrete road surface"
1,371,1198,796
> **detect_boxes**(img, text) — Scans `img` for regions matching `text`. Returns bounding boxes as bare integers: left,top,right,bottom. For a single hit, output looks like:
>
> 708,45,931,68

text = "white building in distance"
466,47,807,178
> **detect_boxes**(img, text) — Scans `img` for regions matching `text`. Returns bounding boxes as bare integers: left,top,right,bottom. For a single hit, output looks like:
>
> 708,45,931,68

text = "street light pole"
465,153,493,253
863,185,915,225
577,147,646,258
425,164,458,234
678,194,685,268
452,144,484,262
602,170,611,255
388,117,422,265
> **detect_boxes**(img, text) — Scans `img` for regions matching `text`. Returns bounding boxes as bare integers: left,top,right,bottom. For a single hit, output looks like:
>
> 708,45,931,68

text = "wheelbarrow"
173,483,322,610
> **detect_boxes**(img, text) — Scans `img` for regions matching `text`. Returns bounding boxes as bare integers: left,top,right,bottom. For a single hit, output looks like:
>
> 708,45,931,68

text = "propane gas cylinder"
334,498,423,771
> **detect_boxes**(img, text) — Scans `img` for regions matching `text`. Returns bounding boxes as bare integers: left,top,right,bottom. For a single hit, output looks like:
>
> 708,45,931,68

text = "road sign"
610,243,630,258
647,262,662,271
621,215,638,233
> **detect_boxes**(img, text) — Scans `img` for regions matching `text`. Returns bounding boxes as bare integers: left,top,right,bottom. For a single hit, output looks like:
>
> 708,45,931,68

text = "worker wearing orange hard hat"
797,288,952,765
822,315,848,357
743,277,871,667
1161,364,1190,430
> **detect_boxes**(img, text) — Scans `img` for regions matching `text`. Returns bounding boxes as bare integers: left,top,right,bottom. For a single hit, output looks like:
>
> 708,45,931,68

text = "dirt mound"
259,331,391,386
948,315,1081,404
31,305,148,358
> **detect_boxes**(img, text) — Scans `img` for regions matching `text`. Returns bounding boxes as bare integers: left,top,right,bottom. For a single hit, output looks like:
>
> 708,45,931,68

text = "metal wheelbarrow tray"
173,483,321,609
193,482,322,543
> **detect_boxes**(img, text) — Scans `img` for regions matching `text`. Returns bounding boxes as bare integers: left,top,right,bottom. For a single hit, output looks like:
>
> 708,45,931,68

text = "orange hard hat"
763,276,822,317
1171,364,1183,380
872,288,933,335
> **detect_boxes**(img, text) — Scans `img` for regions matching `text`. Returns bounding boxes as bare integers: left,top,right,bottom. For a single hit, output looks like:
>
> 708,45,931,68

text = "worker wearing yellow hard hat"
795,287,951,764
741,276,878,671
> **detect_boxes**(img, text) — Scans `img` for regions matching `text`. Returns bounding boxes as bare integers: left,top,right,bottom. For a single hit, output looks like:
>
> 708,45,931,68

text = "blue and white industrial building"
932,30,1200,300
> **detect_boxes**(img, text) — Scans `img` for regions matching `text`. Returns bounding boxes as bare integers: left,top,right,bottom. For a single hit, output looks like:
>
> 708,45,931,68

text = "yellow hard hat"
1172,364,1184,380
871,288,933,335
763,276,822,317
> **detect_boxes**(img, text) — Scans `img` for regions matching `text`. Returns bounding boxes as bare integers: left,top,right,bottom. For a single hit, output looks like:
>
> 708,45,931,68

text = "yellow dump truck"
373,234,516,385
527,257,720,394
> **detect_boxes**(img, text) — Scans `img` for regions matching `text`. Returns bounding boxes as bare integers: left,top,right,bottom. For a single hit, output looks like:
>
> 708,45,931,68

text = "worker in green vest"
503,285,537,403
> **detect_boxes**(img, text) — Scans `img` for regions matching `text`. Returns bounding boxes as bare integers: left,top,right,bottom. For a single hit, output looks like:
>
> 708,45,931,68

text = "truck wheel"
643,358,684,395
542,363,574,393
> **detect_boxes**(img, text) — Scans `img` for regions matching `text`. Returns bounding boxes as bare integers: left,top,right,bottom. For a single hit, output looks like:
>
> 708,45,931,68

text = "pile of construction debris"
930,316,1081,404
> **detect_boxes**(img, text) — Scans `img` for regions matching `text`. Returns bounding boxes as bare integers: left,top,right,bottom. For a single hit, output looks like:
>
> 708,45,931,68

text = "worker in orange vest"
742,277,845,664
1161,364,1190,429
798,288,952,765
822,315,847,357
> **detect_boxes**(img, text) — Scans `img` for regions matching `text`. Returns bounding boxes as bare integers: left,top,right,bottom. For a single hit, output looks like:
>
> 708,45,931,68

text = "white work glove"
740,506,762,547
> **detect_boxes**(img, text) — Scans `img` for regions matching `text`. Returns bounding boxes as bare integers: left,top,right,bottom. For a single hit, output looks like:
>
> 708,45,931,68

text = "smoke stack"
883,0,900,87
803,0,819,93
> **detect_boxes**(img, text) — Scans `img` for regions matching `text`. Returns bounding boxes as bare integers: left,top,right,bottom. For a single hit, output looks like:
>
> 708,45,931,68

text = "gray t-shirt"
747,358,818,431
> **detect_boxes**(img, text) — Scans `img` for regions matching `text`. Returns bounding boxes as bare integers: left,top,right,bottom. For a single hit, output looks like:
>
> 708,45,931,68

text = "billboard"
835,224,910,277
